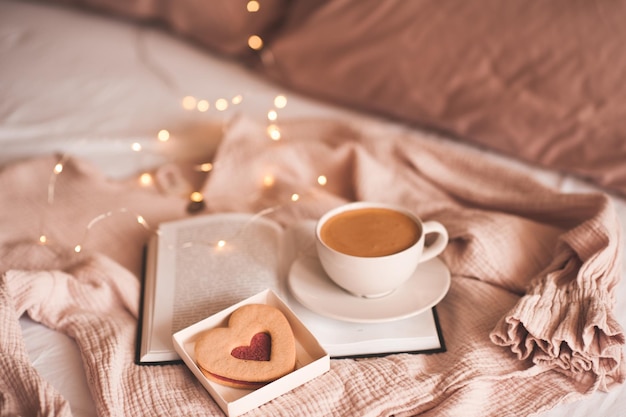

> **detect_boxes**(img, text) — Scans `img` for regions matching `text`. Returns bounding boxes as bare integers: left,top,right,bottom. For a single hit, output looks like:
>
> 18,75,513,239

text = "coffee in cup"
315,202,448,298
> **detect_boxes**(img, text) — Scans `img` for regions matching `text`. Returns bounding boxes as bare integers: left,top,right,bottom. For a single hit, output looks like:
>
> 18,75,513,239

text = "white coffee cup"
315,202,448,298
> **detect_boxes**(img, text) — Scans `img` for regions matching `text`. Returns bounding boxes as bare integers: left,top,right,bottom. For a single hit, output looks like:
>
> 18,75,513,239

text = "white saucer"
288,256,451,323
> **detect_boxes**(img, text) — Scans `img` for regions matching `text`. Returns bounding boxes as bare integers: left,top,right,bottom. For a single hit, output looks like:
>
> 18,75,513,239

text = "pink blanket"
1,117,624,416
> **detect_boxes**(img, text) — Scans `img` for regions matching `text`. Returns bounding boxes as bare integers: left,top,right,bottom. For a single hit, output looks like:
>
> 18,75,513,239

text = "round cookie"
195,304,297,389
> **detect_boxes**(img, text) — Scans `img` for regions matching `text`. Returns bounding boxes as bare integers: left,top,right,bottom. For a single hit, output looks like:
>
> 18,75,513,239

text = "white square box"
172,289,330,417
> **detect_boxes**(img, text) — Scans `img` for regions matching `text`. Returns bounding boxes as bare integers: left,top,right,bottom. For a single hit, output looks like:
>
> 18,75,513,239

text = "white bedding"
2,1,625,416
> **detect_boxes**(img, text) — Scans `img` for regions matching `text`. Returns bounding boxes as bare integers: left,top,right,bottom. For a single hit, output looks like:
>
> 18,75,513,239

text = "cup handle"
419,221,449,263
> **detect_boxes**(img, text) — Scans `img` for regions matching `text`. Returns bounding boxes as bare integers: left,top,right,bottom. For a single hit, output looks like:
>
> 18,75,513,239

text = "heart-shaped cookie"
195,304,296,389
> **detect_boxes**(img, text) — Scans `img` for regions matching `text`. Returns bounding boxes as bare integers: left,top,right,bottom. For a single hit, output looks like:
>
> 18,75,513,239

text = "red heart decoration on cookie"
231,332,271,361
195,304,296,388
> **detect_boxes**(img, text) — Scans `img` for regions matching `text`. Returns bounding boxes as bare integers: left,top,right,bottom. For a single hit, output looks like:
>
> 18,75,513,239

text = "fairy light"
34,34,321,259
182,95,197,110
263,174,275,187
47,154,71,205
175,188,319,253
232,95,243,105
274,95,287,109
197,99,210,112
215,98,229,111
190,191,204,202
267,124,281,141
157,129,170,142
248,35,263,50
35,32,313,258
71,208,154,254
196,162,213,172
247,0,260,12
40,155,71,245
40,151,318,256
177,94,243,114
139,172,153,186
187,191,206,214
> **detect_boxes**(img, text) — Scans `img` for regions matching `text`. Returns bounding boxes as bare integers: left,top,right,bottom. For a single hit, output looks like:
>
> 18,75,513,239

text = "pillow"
45,0,288,57
259,0,626,195
163,0,287,57
41,0,161,20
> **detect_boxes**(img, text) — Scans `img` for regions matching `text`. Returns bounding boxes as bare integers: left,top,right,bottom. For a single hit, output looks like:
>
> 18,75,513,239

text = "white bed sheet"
2,1,625,416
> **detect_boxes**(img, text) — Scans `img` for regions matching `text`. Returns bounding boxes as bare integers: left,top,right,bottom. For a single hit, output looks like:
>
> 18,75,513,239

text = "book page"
166,214,283,334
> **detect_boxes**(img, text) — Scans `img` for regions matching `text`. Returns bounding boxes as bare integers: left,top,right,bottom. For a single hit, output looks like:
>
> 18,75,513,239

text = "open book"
136,212,446,364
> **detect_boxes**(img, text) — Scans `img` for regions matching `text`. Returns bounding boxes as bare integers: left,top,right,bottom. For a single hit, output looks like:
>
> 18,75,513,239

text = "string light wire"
73,208,154,253
35,2,334,256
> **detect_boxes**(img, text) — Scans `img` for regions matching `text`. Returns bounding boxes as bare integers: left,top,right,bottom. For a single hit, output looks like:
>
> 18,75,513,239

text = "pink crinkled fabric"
0,116,623,416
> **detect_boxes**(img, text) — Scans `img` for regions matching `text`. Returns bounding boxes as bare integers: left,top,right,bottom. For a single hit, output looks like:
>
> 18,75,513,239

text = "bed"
2,1,625,416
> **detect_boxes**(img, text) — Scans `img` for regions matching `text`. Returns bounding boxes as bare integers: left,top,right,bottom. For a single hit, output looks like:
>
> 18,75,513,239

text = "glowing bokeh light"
247,1,260,12
182,95,197,110
197,163,213,172
248,35,263,50
139,173,153,186
190,191,204,202
274,95,287,108
232,95,243,105
267,124,281,140
157,129,170,142
197,99,210,112
263,174,275,187
215,98,229,111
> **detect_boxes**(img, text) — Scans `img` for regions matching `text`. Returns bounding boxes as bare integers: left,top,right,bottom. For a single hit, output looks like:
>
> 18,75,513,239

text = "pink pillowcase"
49,0,287,57
164,0,287,57
259,0,626,196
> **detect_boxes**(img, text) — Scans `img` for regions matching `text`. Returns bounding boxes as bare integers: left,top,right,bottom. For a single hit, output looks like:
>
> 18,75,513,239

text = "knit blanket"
1,116,624,416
